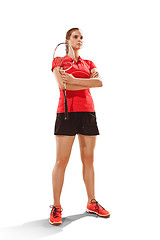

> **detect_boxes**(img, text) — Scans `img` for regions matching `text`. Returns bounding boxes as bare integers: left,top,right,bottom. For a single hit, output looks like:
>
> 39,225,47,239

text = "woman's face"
67,30,83,50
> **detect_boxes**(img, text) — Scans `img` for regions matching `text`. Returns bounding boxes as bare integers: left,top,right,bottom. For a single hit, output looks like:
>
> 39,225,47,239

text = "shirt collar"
77,56,82,62
64,55,82,63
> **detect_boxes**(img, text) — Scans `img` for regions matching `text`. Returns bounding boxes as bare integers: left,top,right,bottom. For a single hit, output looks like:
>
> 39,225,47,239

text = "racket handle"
64,95,69,120
63,83,68,120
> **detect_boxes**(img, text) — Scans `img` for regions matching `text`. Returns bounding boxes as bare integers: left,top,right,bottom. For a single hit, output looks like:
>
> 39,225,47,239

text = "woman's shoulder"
82,58,95,65
82,58,96,69
52,56,69,70
81,57,92,62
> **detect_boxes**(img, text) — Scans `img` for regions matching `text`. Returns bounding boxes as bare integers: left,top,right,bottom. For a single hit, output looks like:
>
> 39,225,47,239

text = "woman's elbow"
98,79,103,87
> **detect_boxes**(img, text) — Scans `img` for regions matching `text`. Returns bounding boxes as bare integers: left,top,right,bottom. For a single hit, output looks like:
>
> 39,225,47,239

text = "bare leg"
78,134,97,203
52,135,76,206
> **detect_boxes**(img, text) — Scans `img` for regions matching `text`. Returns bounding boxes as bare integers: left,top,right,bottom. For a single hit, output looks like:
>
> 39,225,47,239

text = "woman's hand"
90,71,99,78
61,72,75,85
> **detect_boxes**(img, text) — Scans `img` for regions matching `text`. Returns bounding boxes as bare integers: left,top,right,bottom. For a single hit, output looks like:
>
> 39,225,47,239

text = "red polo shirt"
51,55,97,113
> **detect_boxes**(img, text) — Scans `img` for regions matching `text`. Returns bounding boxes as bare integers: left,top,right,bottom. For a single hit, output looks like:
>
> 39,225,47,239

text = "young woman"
49,28,110,225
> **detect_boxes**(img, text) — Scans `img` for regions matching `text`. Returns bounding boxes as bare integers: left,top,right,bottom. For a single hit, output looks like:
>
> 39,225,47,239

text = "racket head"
53,42,75,72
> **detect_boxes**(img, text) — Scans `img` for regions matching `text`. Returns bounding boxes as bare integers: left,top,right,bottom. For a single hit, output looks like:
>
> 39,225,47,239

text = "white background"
0,0,160,239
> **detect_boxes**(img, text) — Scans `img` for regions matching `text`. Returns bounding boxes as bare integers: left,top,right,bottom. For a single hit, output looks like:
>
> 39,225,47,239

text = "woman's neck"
74,51,79,62
68,49,79,62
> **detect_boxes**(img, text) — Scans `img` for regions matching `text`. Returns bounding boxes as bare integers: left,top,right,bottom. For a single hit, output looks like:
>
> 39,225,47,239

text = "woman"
49,28,110,225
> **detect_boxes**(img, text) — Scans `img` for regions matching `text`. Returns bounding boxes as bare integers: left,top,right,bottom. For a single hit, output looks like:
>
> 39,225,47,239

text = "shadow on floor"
0,212,103,239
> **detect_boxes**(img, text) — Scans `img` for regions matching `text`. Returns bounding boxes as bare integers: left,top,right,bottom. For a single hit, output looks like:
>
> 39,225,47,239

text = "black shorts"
54,112,100,136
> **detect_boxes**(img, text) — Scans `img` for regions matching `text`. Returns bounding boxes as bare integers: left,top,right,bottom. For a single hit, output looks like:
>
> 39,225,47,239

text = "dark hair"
65,28,80,54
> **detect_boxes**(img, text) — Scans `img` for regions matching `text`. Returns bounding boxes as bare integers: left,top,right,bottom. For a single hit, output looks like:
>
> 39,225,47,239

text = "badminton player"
49,28,110,225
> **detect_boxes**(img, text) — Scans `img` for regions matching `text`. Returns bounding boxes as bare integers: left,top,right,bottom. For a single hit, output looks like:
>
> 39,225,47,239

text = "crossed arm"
53,67,103,91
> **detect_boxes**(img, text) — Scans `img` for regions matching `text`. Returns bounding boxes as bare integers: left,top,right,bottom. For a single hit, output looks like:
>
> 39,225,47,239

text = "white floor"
0,138,160,240
1,202,159,240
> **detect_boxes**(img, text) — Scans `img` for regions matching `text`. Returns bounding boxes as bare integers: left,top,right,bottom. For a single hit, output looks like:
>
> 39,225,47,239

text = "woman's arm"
74,77,102,88
75,68,103,88
61,68,103,88
53,67,89,90
53,68,64,90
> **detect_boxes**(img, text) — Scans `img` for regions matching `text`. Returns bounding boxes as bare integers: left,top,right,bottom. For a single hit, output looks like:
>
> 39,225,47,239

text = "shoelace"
91,199,105,213
49,205,63,218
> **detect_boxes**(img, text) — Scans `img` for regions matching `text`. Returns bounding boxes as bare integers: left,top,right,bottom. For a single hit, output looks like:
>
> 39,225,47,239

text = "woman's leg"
52,135,76,206
78,134,97,203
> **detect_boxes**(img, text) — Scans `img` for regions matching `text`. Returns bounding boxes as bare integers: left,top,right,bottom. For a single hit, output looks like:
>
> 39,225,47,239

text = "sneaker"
86,199,110,217
49,205,63,225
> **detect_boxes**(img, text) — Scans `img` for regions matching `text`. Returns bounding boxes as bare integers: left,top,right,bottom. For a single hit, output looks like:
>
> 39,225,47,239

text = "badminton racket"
52,42,75,120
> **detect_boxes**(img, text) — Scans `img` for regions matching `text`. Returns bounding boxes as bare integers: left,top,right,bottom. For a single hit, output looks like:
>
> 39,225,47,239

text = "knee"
81,153,94,167
55,157,69,169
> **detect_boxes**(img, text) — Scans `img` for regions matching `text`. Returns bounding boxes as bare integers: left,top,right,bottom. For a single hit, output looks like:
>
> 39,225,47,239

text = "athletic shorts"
54,112,100,136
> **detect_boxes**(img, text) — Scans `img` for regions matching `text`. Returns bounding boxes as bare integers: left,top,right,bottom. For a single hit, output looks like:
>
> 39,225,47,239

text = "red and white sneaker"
86,199,110,217
49,205,63,225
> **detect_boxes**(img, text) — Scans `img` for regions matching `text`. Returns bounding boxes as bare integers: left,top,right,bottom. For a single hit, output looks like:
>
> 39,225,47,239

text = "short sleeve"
85,60,97,71
90,60,97,70
51,57,63,72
